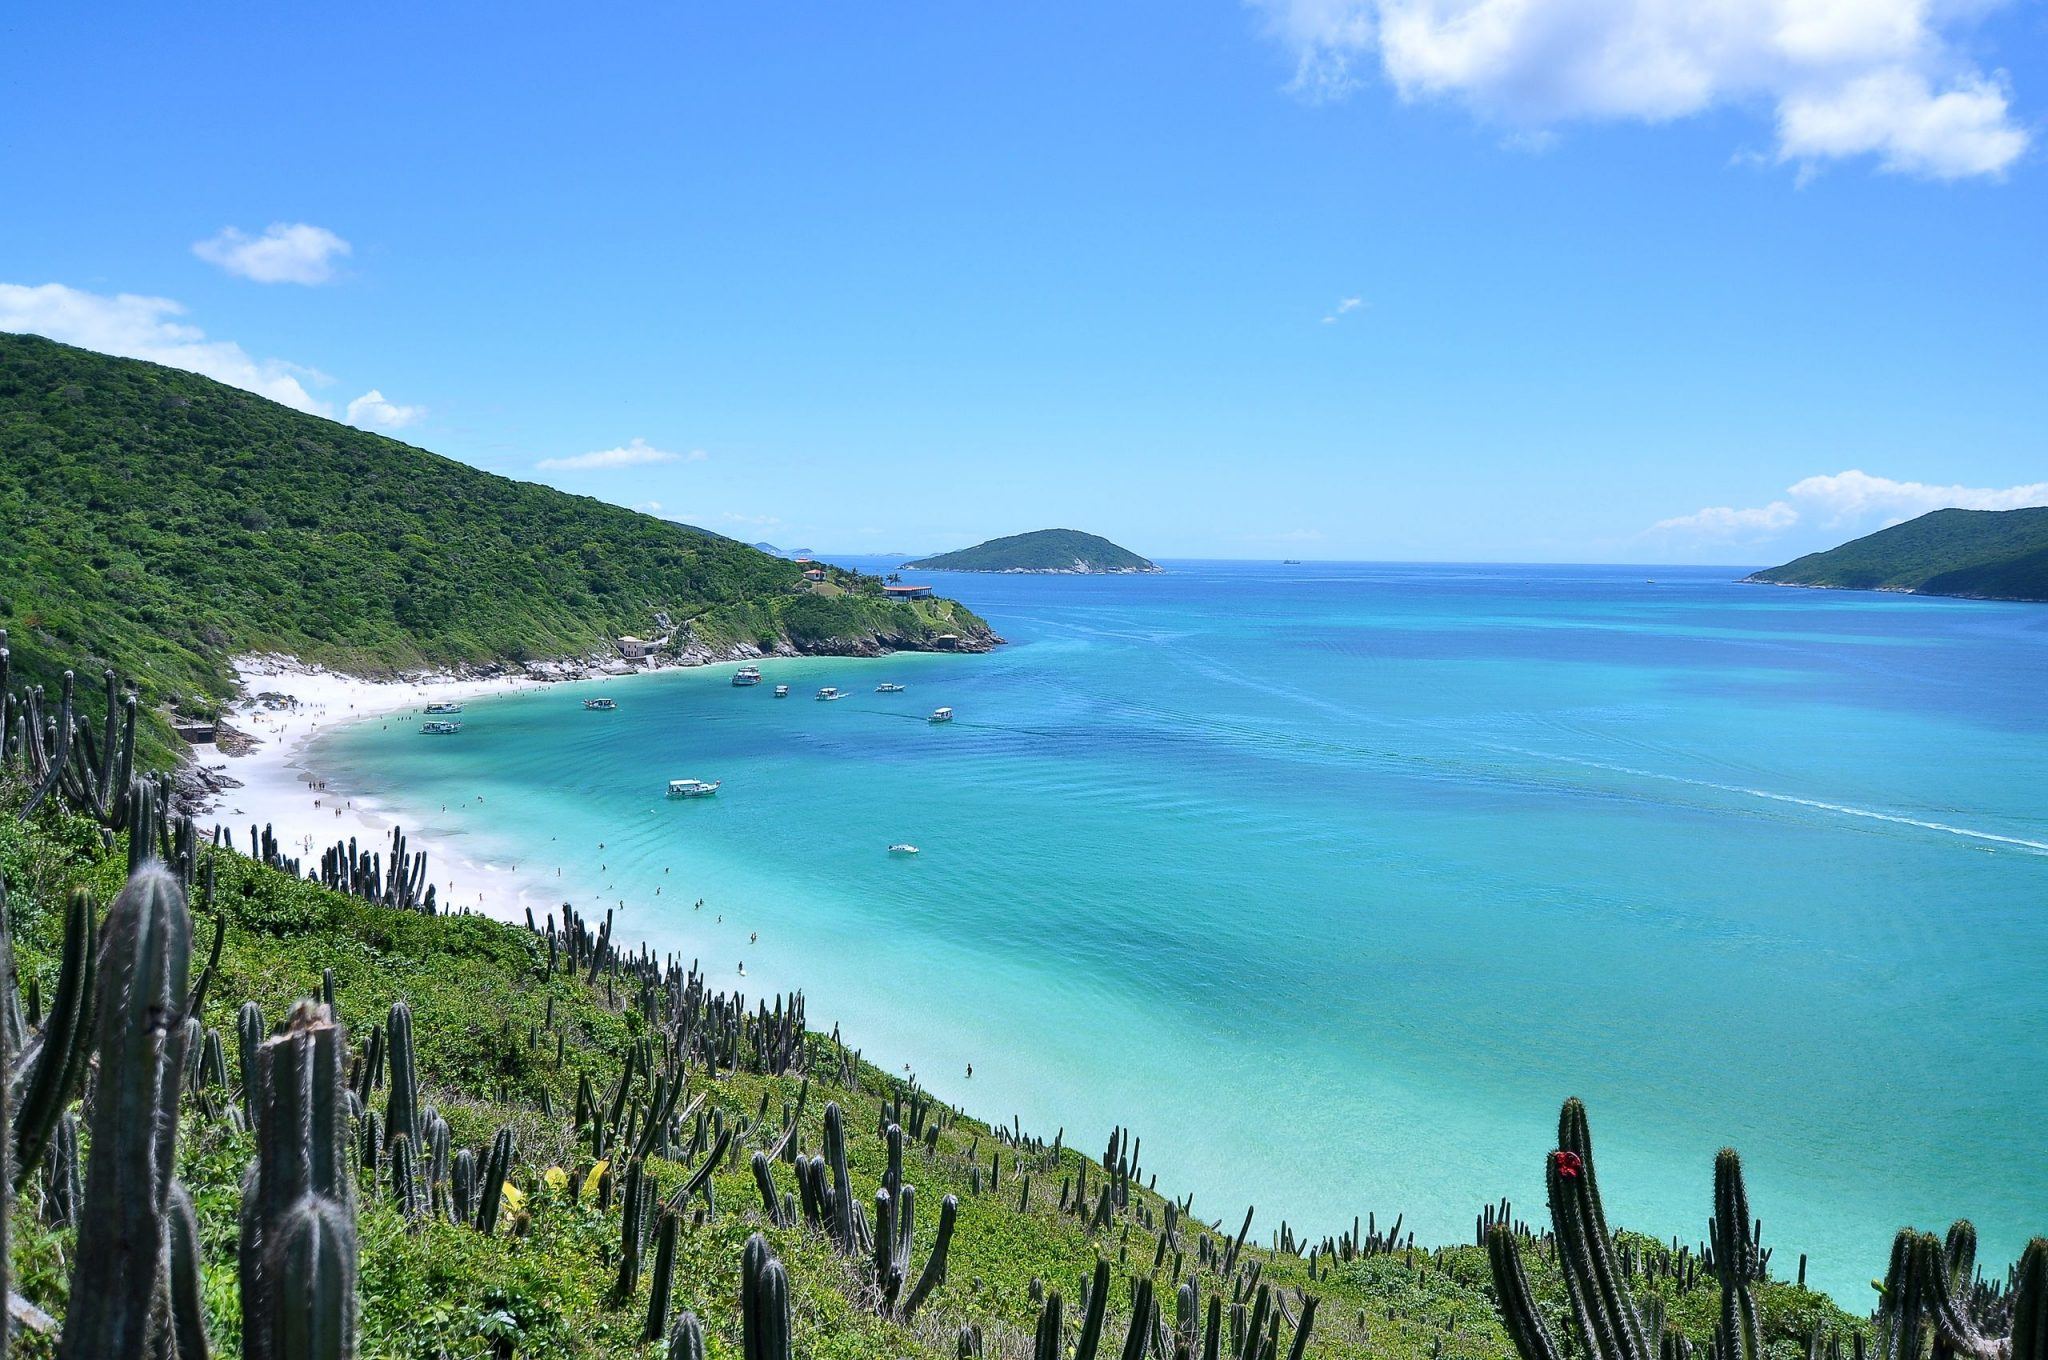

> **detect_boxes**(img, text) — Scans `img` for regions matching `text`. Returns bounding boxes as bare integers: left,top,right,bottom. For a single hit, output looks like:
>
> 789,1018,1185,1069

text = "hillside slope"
905,529,1158,574
0,333,992,716
1744,507,2048,602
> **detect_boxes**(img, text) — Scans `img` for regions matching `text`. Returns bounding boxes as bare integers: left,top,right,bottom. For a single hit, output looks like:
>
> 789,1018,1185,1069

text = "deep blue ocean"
317,560,2048,1302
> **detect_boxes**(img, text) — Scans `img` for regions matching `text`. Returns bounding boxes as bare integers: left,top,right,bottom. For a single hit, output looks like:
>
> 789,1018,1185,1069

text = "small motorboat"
420,720,463,735
815,687,845,701
424,701,464,715
773,685,790,698
732,666,763,687
928,707,953,724
887,844,920,855
583,697,618,711
666,778,721,798
876,682,906,693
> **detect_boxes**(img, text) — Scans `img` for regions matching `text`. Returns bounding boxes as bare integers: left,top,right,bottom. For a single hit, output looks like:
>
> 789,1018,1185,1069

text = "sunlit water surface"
317,561,2048,1302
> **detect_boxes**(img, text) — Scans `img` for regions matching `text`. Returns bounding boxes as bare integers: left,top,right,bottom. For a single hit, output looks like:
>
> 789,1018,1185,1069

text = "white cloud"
1784,469,2048,522
537,438,705,472
1653,501,1801,536
1249,0,2028,179
193,223,352,285
719,512,785,528
1321,295,1367,323
344,389,424,431
1651,469,2048,541
0,281,330,413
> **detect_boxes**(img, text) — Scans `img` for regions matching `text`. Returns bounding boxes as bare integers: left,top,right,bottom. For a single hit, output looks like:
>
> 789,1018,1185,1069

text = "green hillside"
0,333,992,719
1744,507,2048,602
905,529,1158,574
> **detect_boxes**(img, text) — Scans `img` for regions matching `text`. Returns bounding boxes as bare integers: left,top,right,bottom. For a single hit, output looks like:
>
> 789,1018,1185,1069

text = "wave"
1512,749,2048,855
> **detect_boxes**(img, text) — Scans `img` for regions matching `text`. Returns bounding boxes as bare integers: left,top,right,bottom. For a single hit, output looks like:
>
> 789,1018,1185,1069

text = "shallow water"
318,561,2048,1302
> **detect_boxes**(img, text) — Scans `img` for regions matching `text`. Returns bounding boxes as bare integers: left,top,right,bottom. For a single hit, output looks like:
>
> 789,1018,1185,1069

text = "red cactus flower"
1553,1150,1584,1179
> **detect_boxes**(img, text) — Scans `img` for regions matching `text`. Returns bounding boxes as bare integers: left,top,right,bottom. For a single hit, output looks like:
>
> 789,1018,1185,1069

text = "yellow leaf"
583,1160,610,1198
500,1181,527,1213
543,1166,569,1193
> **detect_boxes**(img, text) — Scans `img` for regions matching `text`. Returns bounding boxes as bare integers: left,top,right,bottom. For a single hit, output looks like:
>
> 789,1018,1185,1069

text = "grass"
0,789,1864,1359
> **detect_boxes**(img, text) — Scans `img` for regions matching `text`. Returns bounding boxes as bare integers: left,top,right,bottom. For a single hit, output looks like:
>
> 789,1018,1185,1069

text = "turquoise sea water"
316,561,2047,1303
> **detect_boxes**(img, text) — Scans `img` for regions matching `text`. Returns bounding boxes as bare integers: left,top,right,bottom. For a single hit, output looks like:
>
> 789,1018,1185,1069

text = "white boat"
420,720,463,735
732,666,763,687
876,682,906,693
815,687,845,701
666,778,722,798
583,697,617,711
928,707,953,723
887,844,920,855
773,685,790,698
424,701,463,715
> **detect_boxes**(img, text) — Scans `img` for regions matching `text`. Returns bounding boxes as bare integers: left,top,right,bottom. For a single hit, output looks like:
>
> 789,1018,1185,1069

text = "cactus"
1034,1291,1066,1360
613,1157,649,1302
644,1210,680,1341
901,1193,960,1321
2014,1240,2046,1360
1075,1256,1111,1360
1711,1150,1762,1360
0,870,14,1360
12,886,95,1187
240,1000,358,1360
384,1001,419,1151
475,1127,515,1234
742,1232,793,1360
667,1310,707,1360
59,862,197,1360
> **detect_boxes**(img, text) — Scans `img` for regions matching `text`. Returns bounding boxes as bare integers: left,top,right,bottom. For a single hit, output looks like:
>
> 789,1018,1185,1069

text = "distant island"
904,528,1160,574
1744,507,2048,603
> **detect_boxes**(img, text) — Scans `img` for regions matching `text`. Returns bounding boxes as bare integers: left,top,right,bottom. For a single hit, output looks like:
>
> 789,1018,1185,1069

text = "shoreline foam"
204,656,629,925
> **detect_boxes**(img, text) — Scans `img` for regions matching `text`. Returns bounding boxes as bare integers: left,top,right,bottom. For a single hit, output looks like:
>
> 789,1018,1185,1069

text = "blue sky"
4,2,2043,563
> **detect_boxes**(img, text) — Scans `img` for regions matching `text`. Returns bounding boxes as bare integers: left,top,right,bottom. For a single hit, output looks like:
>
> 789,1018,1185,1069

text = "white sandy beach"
202,657,575,924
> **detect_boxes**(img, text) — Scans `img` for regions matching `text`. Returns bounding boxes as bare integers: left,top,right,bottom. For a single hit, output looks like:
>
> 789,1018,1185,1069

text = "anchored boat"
666,778,721,798
928,707,953,723
887,844,920,855
815,687,846,701
732,666,763,686
876,682,906,693
583,697,617,710
420,720,463,735
773,684,790,698
424,701,463,715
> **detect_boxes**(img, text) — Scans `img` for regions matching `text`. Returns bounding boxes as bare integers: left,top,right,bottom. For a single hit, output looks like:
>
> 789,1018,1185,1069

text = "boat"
928,707,953,724
583,697,618,711
732,666,763,686
815,687,845,701
666,778,721,798
876,682,906,693
420,720,463,735
773,685,789,698
424,701,463,715
887,844,920,855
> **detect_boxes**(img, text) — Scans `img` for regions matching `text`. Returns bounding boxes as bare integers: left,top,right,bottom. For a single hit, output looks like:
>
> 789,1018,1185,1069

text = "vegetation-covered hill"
0,333,992,720
1744,508,2048,602
905,530,1158,574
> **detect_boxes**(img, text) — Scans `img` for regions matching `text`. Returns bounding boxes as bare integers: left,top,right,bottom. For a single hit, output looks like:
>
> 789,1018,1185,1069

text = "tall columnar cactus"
742,1233,793,1360
644,1210,680,1342
1488,1099,1654,1360
667,1310,706,1360
2014,1239,2046,1360
241,1000,358,1360
12,886,95,1187
901,1193,960,1321
1711,1150,1762,1360
384,1001,419,1151
58,861,198,1360
475,1127,516,1234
